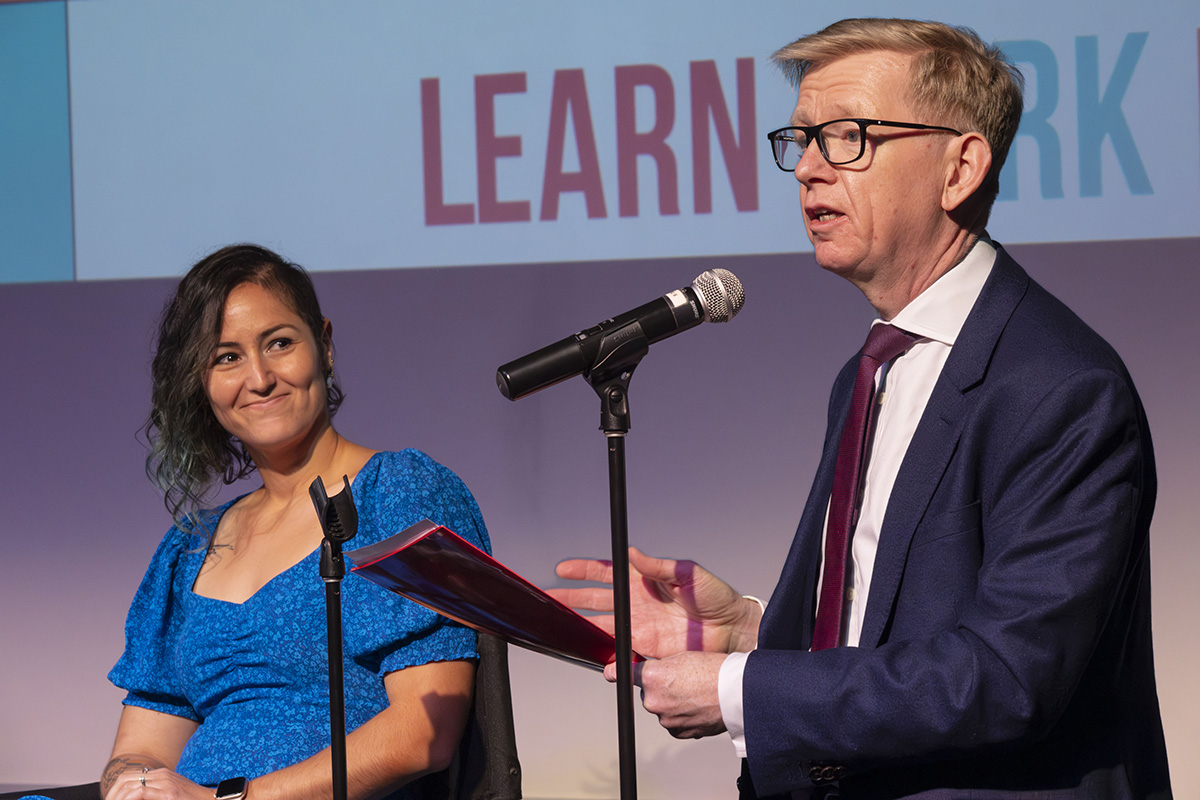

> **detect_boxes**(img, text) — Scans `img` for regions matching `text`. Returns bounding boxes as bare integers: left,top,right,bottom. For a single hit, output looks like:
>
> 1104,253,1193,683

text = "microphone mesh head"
692,269,745,323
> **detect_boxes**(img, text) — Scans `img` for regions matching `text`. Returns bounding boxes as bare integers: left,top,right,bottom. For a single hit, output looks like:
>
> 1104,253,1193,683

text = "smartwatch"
215,777,249,800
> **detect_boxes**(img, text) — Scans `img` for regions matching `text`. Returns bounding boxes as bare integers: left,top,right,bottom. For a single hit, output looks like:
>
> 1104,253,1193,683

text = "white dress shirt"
718,239,998,757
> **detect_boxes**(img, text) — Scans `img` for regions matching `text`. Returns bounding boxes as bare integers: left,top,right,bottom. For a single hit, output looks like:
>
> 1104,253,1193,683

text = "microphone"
496,268,744,400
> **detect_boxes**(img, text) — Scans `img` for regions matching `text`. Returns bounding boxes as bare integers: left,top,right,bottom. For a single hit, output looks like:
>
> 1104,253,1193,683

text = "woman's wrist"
214,777,249,800
101,755,163,795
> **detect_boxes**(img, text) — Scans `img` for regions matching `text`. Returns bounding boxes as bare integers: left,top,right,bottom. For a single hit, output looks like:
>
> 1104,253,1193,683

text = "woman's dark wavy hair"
144,244,343,533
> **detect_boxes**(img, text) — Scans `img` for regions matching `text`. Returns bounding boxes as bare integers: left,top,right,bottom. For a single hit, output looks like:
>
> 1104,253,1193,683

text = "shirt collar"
887,237,997,347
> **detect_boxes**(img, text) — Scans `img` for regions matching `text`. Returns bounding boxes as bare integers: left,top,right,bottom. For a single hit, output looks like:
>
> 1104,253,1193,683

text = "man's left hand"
605,651,729,739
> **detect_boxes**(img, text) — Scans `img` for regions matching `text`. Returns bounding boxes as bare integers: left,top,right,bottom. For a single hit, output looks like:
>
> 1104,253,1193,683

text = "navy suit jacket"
742,249,1171,799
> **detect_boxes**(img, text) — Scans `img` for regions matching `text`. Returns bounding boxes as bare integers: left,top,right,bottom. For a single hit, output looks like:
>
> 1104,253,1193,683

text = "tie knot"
861,323,918,365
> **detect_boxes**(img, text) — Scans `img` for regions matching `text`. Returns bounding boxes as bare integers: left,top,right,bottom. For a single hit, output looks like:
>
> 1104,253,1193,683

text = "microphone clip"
310,475,359,581
583,319,649,434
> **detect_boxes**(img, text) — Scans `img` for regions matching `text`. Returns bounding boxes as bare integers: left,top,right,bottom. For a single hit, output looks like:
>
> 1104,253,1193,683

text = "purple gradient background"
2,239,1197,797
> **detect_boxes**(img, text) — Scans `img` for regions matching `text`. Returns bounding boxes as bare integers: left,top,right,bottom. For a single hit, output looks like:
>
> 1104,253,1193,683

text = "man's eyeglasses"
766,118,963,171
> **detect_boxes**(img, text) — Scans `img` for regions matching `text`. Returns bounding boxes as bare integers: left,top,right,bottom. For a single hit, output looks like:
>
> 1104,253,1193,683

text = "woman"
98,244,490,800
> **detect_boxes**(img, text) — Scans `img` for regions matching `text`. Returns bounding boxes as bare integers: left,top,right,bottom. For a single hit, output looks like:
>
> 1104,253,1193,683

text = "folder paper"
347,519,640,671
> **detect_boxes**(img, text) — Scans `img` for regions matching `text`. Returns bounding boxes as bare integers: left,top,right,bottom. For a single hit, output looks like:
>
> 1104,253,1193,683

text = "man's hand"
603,651,729,739
550,547,761,658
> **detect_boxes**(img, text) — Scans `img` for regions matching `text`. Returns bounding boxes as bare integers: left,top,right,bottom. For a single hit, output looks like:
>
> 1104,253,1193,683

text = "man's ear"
941,131,992,214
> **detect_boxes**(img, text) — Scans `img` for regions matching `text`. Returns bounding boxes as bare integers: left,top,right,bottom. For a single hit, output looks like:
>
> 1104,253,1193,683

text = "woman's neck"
246,424,370,505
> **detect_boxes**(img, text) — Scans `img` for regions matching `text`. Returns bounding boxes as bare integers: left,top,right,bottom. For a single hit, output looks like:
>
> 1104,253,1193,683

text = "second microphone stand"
310,476,359,800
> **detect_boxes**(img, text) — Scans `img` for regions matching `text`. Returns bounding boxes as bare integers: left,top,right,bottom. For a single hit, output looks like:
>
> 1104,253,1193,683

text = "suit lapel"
859,250,1030,647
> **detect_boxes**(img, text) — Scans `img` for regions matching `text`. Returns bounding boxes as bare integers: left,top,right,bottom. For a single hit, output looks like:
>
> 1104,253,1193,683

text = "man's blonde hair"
773,18,1024,227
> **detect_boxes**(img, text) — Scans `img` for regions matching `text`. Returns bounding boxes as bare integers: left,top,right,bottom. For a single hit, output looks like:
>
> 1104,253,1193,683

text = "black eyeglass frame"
766,118,963,171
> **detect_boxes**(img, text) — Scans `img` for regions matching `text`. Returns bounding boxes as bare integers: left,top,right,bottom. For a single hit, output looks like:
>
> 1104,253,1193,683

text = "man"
554,18,1171,799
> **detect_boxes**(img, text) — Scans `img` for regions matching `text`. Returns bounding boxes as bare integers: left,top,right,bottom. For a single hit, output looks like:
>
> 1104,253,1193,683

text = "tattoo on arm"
101,755,165,795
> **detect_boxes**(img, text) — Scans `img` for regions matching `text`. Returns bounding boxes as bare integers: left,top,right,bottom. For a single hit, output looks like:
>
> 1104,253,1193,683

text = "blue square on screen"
1,1,74,284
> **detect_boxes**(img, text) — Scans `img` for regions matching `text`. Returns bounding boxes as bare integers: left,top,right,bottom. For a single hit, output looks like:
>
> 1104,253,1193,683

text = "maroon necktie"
811,323,918,651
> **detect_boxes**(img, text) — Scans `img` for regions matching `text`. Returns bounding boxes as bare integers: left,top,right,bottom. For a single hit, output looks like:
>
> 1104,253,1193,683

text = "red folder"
347,519,640,671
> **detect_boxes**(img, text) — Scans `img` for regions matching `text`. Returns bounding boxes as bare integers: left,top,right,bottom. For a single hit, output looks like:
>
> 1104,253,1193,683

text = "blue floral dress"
107,450,490,789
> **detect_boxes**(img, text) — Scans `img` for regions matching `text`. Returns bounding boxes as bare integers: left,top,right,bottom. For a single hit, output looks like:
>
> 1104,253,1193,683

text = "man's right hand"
550,547,762,658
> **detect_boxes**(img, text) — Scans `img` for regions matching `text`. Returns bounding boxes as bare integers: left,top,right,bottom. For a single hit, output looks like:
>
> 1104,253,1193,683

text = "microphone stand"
310,476,359,800
495,271,741,800
583,320,651,800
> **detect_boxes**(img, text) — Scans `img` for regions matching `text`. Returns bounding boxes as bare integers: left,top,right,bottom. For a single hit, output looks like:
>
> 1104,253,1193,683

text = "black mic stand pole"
584,322,652,800
310,476,359,800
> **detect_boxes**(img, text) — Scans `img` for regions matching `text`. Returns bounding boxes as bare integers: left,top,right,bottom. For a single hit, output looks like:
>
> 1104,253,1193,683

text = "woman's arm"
248,659,475,800
103,659,474,800
102,706,198,799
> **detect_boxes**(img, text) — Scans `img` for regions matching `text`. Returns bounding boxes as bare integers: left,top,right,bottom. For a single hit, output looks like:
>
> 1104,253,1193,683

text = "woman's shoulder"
146,498,241,569
353,449,489,552
120,499,237,632
355,448,466,492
